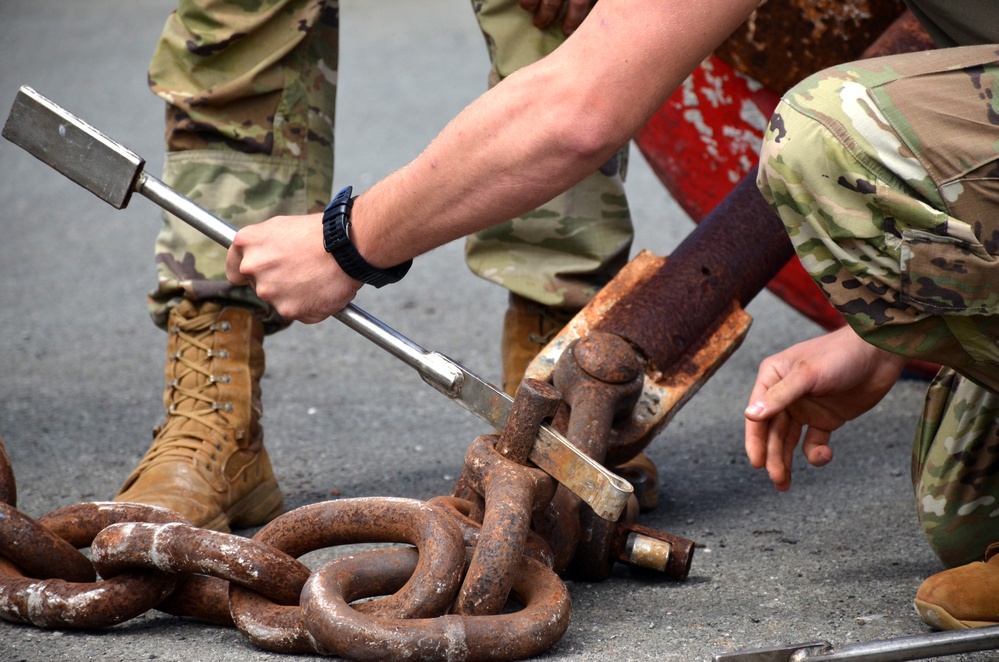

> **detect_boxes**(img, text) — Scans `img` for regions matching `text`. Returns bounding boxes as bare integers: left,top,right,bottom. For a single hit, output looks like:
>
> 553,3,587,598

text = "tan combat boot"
115,300,284,532
914,542,999,629
501,293,578,397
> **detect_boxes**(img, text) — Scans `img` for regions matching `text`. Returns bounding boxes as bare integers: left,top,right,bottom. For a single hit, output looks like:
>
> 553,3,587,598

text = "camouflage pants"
148,0,339,332
464,0,633,311
758,45,999,567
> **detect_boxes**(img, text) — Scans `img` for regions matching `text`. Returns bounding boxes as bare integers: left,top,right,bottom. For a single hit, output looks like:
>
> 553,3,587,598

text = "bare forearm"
351,0,761,268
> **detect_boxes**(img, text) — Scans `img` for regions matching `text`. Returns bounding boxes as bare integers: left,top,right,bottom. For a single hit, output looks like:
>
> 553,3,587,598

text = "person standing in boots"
113,0,340,531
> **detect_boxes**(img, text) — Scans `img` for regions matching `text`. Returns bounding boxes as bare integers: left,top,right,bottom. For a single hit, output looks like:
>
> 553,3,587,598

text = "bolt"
613,522,694,580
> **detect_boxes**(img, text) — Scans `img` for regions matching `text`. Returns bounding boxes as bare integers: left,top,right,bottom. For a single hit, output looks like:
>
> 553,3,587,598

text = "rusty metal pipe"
595,174,792,374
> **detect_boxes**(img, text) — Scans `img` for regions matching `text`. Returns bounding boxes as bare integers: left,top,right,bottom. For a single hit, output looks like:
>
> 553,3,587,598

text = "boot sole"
914,598,999,630
205,478,285,533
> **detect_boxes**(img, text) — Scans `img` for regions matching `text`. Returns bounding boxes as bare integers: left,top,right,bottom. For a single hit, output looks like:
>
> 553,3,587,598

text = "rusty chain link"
0,341,695,661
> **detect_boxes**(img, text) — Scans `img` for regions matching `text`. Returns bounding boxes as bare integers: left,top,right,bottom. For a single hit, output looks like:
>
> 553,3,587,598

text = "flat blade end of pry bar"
530,425,633,521
3,85,144,209
712,641,831,662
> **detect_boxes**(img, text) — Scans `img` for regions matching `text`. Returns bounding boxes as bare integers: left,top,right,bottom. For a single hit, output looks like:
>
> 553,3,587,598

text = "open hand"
744,325,906,490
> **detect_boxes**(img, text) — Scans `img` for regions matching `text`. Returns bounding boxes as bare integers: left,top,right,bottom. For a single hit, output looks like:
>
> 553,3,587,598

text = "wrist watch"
321,186,412,288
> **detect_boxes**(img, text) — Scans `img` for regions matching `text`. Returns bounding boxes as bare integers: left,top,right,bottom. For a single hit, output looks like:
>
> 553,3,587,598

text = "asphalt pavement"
0,2,992,661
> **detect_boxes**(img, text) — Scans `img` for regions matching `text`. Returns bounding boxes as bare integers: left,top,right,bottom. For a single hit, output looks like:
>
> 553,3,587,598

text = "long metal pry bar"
714,623,999,661
2,85,632,522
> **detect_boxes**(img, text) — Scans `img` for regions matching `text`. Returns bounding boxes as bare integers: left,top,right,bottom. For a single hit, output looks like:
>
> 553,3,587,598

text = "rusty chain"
0,332,695,661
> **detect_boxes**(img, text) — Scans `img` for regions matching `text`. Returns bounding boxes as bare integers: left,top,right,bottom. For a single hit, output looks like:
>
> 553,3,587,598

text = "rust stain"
716,0,908,92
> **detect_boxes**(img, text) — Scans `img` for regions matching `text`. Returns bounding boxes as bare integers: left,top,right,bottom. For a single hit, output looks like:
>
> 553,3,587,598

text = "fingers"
562,0,590,34
802,427,833,467
744,364,815,423
744,362,783,471
746,407,797,490
746,414,834,491
744,417,768,469
743,360,814,490
223,222,360,323
522,0,563,30
765,411,796,491
225,240,248,286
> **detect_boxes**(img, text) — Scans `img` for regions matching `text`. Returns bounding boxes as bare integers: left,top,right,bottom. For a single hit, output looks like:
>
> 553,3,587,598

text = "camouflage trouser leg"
914,368,999,567
148,0,339,332
464,0,633,310
757,45,999,567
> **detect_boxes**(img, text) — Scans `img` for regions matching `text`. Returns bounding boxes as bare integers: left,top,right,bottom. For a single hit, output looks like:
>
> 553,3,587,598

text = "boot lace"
133,309,235,474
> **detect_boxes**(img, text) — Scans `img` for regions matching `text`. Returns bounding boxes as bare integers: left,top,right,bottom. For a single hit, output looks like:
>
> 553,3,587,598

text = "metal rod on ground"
713,624,999,662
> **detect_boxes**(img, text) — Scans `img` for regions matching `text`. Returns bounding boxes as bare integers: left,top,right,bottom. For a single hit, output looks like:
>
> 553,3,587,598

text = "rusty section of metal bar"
715,0,909,94
495,379,561,465
455,434,556,615
228,497,467,655
0,501,95,584
91,521,312,606
860,9,937,59
0,502,184,629
594,174,789,377
158,574,234,626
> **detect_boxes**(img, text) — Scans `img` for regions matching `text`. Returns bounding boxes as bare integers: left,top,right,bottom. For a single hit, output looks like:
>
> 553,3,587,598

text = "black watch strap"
322,186,412,288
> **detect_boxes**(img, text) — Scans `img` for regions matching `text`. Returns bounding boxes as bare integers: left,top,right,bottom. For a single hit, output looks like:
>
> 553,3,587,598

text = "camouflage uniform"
148,0,339,332
758,44,999,567
464,0,633,311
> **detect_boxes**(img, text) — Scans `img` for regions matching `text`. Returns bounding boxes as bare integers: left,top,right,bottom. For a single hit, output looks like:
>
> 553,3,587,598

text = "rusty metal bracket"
526,250,753,463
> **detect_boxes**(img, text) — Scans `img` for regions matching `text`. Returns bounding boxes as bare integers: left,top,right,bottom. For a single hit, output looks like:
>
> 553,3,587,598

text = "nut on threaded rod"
615,522,695,580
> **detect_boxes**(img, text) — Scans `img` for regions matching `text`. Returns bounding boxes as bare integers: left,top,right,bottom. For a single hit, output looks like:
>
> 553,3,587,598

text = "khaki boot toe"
914,543,999,630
